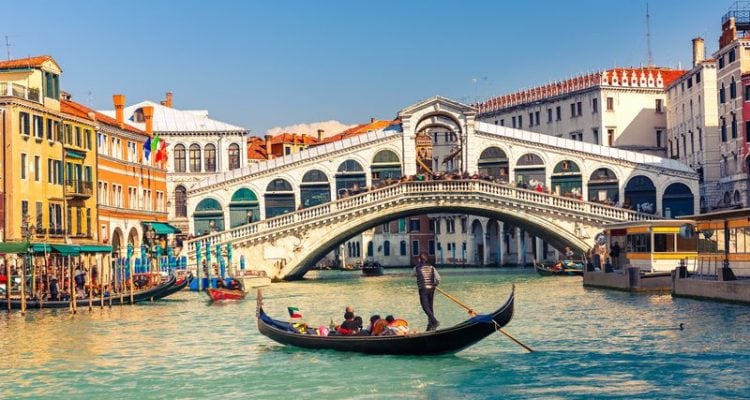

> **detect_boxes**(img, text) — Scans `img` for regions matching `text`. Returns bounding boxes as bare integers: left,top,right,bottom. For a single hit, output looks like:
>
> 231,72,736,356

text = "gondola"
256,286,515,355
361,261,384,277
207,287,246,301
533,260,583,276
0,275,178,310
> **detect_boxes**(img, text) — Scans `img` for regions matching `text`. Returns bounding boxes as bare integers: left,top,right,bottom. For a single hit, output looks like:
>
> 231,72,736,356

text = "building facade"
666,38,721,213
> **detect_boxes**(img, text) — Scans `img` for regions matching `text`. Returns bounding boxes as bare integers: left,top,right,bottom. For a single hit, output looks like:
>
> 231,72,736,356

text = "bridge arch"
477,146,509,182
194,197,224,235
414,111,463,133
265,178,295,218
624,175,656,213
229,188,260,228
300,169,331,208
284,199,593,279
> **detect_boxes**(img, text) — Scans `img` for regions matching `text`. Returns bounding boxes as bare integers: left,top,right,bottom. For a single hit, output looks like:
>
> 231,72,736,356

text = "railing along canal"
184,180,657,258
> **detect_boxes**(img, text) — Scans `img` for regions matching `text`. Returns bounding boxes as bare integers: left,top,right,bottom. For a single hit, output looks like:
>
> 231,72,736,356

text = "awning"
144,222,181,235
65,150,85,160
0,242,30,254
31,243,52,253
79,244,112,253
51,244,80,256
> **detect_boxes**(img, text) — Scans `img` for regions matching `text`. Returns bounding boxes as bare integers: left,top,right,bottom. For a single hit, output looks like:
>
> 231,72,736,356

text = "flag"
143,137,151,160
288,306,303,319
151,134,161,153
155,140,168,163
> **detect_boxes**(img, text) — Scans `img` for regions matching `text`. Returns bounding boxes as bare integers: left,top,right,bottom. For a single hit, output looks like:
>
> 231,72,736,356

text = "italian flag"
288,306,303,319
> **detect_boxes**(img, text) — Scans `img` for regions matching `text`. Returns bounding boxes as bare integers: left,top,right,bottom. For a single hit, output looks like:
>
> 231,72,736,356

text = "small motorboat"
233,270,271,292
207,287,246,301
361,261,384,277
533,259,583,276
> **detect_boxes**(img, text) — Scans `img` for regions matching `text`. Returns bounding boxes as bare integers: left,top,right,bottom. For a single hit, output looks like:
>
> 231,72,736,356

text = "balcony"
0,82,41,103
65,179,93,198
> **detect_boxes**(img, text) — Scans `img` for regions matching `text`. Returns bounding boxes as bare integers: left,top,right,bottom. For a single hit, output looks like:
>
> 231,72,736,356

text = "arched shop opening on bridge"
265,178,295,218
624,175,657,213
229,188,260,228
515,153,546,189
336,159,367,198
300,170,331,208
588,168,619,205
550,160,582,198
662,182,694,218
477,147,509,183
194,198,224,235
370,150,402,186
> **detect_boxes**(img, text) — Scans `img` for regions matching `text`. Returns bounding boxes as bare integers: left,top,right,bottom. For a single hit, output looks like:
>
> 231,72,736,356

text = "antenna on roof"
646,3,654,67
4,35,11,60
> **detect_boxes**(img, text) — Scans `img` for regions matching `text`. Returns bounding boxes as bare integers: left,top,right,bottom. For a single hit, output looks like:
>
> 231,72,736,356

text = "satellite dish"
679,224,694,239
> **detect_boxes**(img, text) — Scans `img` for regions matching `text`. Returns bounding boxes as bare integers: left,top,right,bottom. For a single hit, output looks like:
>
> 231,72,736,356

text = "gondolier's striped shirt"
415,264,440,289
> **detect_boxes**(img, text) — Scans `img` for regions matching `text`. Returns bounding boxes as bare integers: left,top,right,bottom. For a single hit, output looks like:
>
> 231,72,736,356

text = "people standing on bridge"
415,252,440,331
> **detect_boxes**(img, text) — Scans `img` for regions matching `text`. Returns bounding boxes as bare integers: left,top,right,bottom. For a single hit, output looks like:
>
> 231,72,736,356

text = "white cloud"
264,120,356,138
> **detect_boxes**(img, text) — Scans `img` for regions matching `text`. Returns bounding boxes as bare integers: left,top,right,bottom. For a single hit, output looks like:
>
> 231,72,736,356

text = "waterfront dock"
583,266,672,292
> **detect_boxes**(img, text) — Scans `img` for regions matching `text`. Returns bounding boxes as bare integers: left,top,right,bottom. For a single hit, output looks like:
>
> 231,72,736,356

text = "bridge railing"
184,179,656,258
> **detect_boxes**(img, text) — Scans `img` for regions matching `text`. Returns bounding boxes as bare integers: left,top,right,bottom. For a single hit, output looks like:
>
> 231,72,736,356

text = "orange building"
63,95,170,259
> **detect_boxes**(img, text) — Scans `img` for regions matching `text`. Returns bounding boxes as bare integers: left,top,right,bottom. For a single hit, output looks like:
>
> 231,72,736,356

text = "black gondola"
361,261,384,277
256,286,515,355
0,275,178,310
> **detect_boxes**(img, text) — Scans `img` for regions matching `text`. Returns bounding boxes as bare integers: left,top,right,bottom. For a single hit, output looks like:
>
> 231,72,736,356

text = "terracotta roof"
319,119,395,144
0,55,57,70
247,136,268,160
62,99,148,136
269,132,319,145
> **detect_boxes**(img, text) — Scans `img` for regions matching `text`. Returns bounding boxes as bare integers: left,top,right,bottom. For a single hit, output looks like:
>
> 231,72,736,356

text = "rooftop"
101,100,247,133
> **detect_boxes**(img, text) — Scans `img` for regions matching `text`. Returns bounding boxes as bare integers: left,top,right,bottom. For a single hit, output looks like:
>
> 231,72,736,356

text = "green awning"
65,150,85,160
79,244,112,253
31,243,52,253
144,222,181,235
0,242,30,254
51,244,80,256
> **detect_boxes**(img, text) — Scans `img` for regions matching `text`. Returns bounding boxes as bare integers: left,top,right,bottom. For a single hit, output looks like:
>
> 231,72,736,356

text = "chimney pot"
692,37,705,67
113,94,126,129
143,105,154,135
370,117,375,123
264,134,273,160
317,129,324,141
165,92,173,108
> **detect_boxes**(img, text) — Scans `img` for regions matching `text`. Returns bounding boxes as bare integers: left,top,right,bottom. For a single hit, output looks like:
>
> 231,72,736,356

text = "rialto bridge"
184,96,698,280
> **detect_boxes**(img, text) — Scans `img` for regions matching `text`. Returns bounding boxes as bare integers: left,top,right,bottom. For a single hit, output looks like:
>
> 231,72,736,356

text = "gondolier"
415,252,440,331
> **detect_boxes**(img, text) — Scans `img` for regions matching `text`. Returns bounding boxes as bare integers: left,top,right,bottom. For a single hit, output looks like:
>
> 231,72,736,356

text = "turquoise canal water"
1,269,749,399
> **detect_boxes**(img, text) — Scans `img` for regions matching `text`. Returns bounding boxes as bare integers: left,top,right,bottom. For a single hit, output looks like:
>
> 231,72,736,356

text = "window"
746,85,750,101
720,83,726,103
606,97,614,111
719,55,725,69
446,218,455,233
721,118,727,142
729,47,736,63
577,101,582,116
499,119,504,126
19,112,30,135
428,240,435,255
34,155,40,181
33,115,43,139
518,116,523,128
174,144,186,172
189,144,201,172
76,207,82,236
555,106,561,120
592,98,598,113
411,240,420,256
46,119,53,140
656,130,663,148
570,103,576,117
434,219,441,234
175,185,187,217
21,200,29,223
75,126,81,147
732,114,738,139
400,240,407,256
409,218,420,232
731,77,737,99
535,111,540,125
383,240,391,256
86,208,91,237
84,129,92,149
20,153,27,179
592,128,599,144
547,108,552,122
687,76,693,89
228,143,240,170
607,129,615,146
511,116,516,128
682,135,687,157
696,72,701,83
655,99,663,113
529,112,534,126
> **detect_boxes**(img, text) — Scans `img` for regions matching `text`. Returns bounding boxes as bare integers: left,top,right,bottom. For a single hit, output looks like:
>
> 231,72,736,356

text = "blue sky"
2,0,730,135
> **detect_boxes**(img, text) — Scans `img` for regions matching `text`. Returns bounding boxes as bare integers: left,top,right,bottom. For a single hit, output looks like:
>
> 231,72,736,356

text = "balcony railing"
0,82,41,103
65,179,93,197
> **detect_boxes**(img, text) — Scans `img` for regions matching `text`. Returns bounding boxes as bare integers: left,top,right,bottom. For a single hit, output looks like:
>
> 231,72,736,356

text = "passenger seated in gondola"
367,314,388,336
226,279,242,291
379,315,409,336
335,311,360,335
215,278,227,289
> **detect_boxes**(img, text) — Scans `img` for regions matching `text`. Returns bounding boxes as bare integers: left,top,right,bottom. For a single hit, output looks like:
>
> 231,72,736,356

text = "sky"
1,0,732,136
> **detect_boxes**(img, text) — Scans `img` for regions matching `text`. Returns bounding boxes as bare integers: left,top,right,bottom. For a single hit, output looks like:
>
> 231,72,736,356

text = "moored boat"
207,287,246,301
233,270,271,292
0,275,179,310
361,261,384,277
256,286,515,355
534,260,583,276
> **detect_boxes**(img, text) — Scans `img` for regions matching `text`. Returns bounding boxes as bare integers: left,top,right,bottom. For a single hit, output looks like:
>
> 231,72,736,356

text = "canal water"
1,269,749,399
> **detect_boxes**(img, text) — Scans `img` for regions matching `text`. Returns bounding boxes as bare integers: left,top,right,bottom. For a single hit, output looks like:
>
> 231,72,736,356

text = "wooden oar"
435,286,534,353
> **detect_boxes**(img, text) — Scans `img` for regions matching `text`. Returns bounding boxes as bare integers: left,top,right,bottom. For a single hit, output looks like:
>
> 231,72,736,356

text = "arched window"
400,240,407,256
228,143,240,170
367,242,374,257
174,144,186,173
383,240,391,256
189,144,201,172
204,143,216,172
174,185,187,217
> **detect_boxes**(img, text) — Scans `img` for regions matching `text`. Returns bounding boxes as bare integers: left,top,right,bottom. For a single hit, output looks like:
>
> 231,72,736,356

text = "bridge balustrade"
184,179,656,260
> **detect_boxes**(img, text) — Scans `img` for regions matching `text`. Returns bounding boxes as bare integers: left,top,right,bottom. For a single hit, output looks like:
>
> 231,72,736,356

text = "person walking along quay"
415,252,441,331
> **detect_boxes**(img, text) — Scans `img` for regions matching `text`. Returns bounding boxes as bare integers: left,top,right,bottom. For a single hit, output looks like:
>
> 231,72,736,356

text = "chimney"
113,94,126,129
142,105,154,135
165,92,173,108
264,134,273,159
291,133,297,144
692,37,705,67
370,117,375,123
301,133,307,144
317,129,324,141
